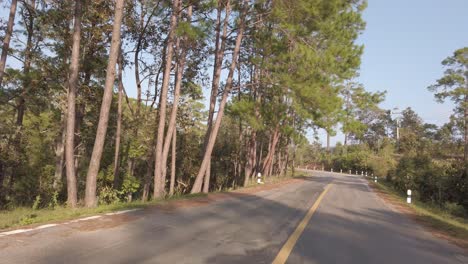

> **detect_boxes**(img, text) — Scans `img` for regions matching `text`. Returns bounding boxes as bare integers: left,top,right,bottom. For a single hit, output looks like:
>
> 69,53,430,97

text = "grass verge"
367,178,468,250
0,193,208,231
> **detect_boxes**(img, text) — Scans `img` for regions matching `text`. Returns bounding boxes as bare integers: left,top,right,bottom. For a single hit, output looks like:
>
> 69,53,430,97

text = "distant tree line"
297,47,468,215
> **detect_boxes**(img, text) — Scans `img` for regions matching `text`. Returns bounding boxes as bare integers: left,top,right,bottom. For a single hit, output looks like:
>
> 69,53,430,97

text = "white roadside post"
407,189,412,204
257,173,263,184
340,169,342,173
361,171,364,176
331,168,333,172
374,176,377,183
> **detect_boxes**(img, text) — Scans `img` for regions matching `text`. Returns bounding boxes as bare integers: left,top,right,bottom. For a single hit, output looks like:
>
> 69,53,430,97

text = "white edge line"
76,215,102,221
0,208,142,237
36,224,58,229
105,209,140,216
0,228,34,236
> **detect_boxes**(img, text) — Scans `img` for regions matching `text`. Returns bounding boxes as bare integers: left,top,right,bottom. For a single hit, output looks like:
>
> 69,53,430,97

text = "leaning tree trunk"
0,0,17,87
191,0,247,193
202,0,231,193
84,0,125,207
113,52,124,188
244,68,261,186
160,3,191,190
153,0,180,199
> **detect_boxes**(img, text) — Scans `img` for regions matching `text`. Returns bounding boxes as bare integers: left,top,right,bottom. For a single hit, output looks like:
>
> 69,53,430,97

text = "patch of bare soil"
71,214,141,232
369,182,468,251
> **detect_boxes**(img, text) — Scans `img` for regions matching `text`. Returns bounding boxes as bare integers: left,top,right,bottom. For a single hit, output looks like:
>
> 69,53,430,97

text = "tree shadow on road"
2,175,463,264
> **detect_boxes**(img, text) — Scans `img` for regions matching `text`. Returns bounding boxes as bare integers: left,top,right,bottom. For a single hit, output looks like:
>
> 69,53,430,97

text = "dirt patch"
368,182,468,251
151,178,303,213
234,178,302,194
71,214,141,232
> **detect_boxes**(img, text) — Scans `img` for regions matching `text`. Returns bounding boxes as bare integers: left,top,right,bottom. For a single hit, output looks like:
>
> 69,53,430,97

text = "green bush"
98,186,120,205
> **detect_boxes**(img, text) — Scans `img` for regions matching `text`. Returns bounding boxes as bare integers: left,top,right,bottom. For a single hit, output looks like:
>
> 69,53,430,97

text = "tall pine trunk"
191,0,247,193
113,52,124,188
262,125,280,176
153,0,180,199
202,1,231,191
160,4,191,190
64,0,82,208
53,117,66,191
0,0,17,87
244,130,256,186
85,0,125,207
169,128,176,196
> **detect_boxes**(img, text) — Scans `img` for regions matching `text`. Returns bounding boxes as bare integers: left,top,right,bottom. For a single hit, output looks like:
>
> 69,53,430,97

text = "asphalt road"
0,171,466,263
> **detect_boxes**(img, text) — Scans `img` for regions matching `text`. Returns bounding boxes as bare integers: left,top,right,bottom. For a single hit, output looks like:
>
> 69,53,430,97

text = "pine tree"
428,47,468,172
85,0,126,207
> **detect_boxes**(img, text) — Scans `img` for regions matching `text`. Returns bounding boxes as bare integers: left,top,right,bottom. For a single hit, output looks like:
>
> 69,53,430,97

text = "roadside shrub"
444,202,467,218
98,186,120,205
120,175,140,202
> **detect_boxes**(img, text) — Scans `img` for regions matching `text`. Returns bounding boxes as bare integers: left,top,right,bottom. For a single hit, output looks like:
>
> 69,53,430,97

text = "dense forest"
0,0,465,215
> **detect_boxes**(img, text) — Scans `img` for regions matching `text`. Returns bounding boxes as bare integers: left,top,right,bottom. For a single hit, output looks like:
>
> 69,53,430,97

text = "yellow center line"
272,183,332,264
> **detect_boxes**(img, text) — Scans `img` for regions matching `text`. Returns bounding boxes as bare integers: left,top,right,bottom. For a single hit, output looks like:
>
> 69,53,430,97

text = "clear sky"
316,0,468,146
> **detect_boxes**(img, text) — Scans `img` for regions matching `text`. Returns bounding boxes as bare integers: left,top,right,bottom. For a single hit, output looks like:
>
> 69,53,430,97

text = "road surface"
0,171,466,263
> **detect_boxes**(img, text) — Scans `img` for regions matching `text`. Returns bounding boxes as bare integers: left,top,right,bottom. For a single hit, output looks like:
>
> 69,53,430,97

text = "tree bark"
261,125,280,177
113,52,124,188
85,0,125,207
142,147,154,201
169,128,176,196
202,159,210,193
64,0,82,208
153,0,180,199
0,0,17,87
244,131,257,186
53,117,66,192
191,0,248,193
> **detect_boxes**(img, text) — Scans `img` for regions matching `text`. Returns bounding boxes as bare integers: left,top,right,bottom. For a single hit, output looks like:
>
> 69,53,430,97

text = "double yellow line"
272,183,332,264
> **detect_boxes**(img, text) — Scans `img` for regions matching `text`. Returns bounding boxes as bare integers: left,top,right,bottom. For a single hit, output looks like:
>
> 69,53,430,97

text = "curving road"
0,171,466,263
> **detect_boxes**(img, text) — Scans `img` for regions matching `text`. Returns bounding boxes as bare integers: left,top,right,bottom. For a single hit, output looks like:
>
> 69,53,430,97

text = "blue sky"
316,0,468,146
